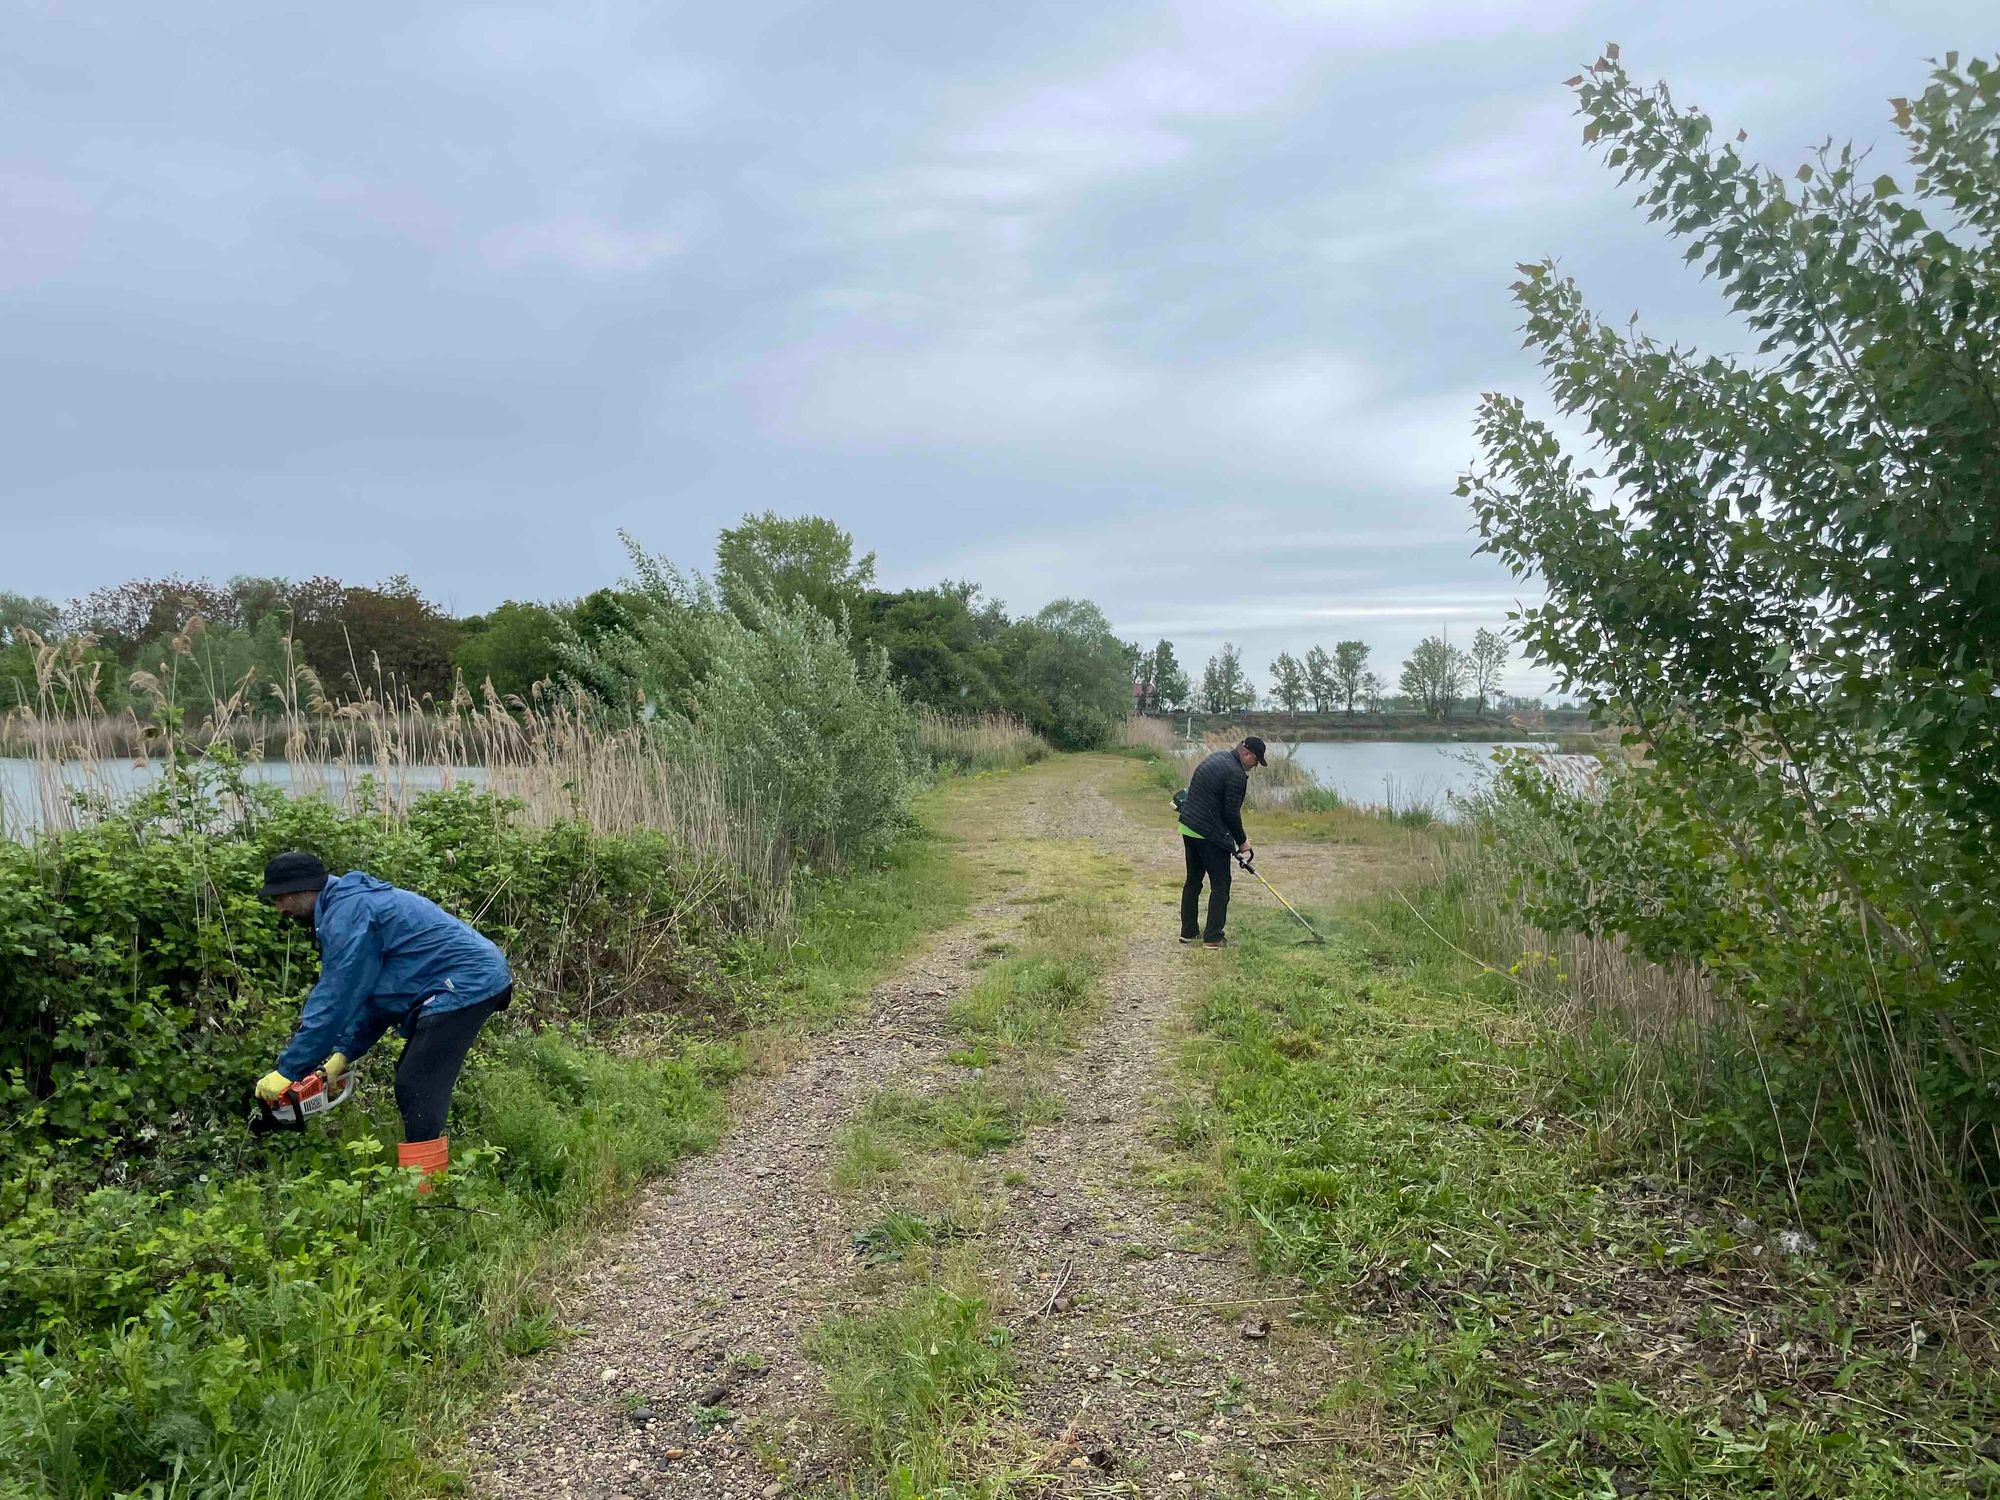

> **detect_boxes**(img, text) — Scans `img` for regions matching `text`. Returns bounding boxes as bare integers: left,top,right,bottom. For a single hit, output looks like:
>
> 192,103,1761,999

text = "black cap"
1241,736,1268,766
259,851,328,899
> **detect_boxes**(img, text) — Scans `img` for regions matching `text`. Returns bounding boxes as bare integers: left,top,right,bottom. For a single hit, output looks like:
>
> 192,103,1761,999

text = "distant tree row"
2,513,1138,752
1126,626,1519,720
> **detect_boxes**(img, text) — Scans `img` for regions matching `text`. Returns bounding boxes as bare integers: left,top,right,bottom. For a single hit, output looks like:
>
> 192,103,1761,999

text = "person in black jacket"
1176,737,1266,947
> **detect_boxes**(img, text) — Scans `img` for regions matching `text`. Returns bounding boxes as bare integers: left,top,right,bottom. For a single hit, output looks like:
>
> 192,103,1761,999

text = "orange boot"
397,1136,449,1194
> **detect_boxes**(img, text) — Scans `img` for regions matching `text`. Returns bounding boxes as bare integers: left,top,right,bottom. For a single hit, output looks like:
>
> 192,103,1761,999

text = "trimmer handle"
1234,849,1256,874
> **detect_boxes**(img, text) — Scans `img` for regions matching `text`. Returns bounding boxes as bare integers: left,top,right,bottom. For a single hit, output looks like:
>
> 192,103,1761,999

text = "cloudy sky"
1,2,1983,694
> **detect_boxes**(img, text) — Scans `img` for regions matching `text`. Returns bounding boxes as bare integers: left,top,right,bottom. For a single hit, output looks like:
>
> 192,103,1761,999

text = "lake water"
0,758,485,836
4,741,1567,836
1278,740,1548,815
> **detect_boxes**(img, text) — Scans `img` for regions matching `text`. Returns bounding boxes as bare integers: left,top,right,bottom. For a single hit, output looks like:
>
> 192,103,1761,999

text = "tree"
1462,50,2000,1257
1469,627,1509,714
455,601,567,701
1331,640,1371,715
1005,599,1132,749
1199,643,1256,714
1150,640,1190,712
855,581,1014,714
319,576,460,700
1400,635,1467,720
1124,639,1152,712
1302,645,1334,712
0,592,58,646
62,575,237,660
1269,651,1308,721
715,512,877,629
1360,671,1386,714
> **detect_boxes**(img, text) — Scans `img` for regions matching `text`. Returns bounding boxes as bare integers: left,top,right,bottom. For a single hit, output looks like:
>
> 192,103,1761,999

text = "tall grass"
913,709,1049,774
1433,765,1991,1276
2,634,796,925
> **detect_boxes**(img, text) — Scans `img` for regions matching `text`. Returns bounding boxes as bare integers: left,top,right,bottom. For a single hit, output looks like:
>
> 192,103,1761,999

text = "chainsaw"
250,1067,357,1135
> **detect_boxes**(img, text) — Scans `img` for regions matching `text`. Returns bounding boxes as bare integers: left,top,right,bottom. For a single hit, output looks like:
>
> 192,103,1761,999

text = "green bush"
0,759,759,1180
0,1031,736,1498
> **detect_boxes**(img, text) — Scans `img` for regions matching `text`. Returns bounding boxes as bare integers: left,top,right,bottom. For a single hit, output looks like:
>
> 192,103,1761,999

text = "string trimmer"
249,1067,357,1136
1234,850,1326,945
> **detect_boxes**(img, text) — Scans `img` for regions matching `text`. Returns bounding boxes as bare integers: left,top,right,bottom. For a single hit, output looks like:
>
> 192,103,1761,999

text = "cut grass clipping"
1180,897,2000,1500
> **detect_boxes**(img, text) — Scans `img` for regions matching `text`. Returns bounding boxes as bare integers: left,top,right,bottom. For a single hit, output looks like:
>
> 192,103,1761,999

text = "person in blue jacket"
254,850,512,1186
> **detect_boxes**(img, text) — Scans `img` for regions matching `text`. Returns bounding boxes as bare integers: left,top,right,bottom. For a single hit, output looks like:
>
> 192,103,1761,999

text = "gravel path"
465,758,1358,1498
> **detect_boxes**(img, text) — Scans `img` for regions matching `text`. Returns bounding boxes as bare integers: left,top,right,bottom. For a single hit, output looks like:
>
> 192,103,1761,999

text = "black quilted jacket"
1179,748,1248,850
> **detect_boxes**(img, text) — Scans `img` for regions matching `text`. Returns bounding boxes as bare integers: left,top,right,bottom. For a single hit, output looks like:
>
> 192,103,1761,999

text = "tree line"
1127,626,1524,720
0,513,1139,753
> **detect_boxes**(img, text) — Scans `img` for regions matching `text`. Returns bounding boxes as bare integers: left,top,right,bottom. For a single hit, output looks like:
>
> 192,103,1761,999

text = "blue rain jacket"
276,871,512,1079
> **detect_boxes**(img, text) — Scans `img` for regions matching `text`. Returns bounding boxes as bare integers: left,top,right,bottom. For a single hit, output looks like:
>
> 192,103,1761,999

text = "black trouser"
1181,837,1232,942
393,989,507,1141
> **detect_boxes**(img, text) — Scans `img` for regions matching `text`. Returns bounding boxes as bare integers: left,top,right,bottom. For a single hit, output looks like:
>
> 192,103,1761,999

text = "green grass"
806,1252,1020,1499
844,1079,1059,1164
763,818,987,1030
1181,894,2000,1499
948,865,1124,1052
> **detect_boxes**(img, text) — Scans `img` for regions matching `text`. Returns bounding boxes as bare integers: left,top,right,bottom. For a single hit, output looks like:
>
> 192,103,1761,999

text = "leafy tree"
1150,640,1190,712
1331,640,1371,716
1462,49,2000,1255
321,576,460,700
1005,599,1131,750
715,512,876,629
1302,645,1333,713
0,592,58,646
855,582,1014,713
1269,651,1308,720
62,576,237,661
1199,643,1256,714
1399,635,1466,720
455,601,567,701
1360,671,1386,714
1469,627,1509,714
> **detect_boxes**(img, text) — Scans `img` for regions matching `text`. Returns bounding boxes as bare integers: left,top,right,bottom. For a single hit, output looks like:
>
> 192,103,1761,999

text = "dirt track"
465,757,1362,1498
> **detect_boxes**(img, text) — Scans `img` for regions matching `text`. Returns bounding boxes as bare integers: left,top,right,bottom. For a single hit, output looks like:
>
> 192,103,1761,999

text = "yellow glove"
255,1071,293,1104
322,1052,349,1085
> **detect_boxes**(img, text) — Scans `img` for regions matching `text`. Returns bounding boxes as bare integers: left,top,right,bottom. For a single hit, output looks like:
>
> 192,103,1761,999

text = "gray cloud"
2,0,1988,696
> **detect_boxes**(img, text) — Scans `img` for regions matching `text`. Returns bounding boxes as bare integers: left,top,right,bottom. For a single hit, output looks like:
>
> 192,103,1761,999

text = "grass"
841,1079,1060,1172
805,1252,1020,1499
1177,891,2000,1498
948,850,1126,1052
809,819,1136,1496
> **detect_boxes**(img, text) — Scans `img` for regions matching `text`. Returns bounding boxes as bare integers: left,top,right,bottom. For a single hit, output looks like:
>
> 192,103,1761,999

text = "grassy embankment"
807,805,1137,1495
0,745,1035,1500
1168,845,2000,1497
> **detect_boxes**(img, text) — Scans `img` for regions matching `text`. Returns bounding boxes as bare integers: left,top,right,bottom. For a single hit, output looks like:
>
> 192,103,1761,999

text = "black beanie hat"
259,851,329,898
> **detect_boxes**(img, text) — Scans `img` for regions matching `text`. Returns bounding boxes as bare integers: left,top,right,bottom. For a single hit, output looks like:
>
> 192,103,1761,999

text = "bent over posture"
1176,737,1265,948
255,851,512,1187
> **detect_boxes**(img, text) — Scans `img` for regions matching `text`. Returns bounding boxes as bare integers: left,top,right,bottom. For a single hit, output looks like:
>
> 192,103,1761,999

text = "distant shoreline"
1143,711,1601,749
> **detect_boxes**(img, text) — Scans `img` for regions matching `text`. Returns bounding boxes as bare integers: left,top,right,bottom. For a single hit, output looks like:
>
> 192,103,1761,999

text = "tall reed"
2,635,793,928
912,709,1049,773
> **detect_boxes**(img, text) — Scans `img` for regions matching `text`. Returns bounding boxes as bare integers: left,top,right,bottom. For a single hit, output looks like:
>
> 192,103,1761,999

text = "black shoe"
1202,936,1226,949
1178,934,1199,945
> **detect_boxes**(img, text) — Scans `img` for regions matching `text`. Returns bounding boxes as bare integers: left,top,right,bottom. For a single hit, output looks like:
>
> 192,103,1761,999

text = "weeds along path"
463,760,1094,1497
